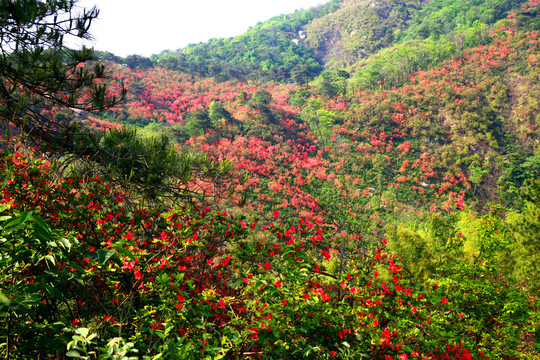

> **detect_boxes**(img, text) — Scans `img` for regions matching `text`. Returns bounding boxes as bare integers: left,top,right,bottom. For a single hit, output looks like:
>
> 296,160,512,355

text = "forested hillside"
1,0,540,359
142,0,342,83
122,0,539,85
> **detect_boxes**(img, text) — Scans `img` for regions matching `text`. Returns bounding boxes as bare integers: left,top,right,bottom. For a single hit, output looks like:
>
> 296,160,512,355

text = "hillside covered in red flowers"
1,0,540,359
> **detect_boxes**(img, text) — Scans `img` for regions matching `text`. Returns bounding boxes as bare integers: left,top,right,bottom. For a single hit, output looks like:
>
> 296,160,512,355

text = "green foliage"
507,179,540,281
248,90,277,125
385,205,535,358
386,223,439,281
66,328,139,360
399,0,522,41
287,87,312,107
498,149,540,207
304,0,422,71
122,55,154,70
208,101,232,124
0,0,125,149
515,4,540,29
184,109,214,137
300,98,343,146
0,205,80,358
2,0,540,358
150,2,340,83
66,328,98,360
53,126,232,207
351,39,458,89
313,70,349,97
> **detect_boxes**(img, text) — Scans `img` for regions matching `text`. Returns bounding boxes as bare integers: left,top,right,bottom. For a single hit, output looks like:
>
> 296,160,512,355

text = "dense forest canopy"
1,0,540,359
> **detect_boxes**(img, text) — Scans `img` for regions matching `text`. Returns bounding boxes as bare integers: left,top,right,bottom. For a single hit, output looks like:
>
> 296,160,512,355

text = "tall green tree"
0,0,124,149
0,1,230,207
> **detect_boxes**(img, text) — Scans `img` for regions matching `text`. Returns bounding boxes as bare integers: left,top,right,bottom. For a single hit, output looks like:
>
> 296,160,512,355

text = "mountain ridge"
101,0,537,87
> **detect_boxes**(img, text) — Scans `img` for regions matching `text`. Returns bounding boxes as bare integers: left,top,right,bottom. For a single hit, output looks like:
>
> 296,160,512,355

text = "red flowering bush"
1,149,536,359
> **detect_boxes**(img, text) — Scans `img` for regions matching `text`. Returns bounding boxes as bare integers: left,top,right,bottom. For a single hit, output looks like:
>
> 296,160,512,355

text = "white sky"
74,0,330,57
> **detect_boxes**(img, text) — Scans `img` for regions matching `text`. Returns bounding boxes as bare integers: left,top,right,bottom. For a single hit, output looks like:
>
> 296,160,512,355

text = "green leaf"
18,211,33,225
34,215,51,234
1,217,20,231
71,276,85,286
45,254,56,266
85,251,98,262
34,225,53,244
0,291,11,306
58,237,72,251
1,211,32,233
53,287,64,300
102,249,116,265
66,350,82,358
114,246,136,261
76,327,90,338
44,283,55,298
282,249,295,257
86,249,116,265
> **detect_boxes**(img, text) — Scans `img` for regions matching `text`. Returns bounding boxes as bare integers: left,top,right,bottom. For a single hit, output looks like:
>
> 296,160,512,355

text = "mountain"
95,0,539,217
113,0,538,86
2,0,540,358
304,0,427,68
145,0,342,83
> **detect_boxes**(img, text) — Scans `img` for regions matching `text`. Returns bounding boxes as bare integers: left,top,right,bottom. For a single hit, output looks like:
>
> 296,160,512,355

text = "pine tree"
0,0,124,148
0,1,228,207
